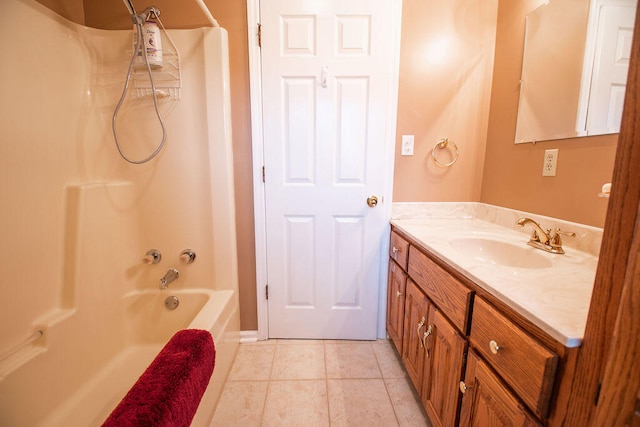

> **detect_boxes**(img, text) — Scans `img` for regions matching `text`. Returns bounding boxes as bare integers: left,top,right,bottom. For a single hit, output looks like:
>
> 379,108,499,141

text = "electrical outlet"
542,149,558,176
401,135,414,156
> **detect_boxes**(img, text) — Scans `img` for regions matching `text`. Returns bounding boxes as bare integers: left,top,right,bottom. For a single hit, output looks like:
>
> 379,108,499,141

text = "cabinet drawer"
390,231,409,271
408,247,472,333
470,297,558,418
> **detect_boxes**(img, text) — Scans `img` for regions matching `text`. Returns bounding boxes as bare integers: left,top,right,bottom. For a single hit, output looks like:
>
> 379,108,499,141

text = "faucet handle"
180,249,196,264
530,229,541,242
530,228,551,244
555,228,576,237
550,228,576,248
143,249,162,264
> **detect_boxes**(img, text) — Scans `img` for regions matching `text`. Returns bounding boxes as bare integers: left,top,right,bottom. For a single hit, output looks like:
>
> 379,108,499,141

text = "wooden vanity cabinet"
459,351,541,427
387,226,569,426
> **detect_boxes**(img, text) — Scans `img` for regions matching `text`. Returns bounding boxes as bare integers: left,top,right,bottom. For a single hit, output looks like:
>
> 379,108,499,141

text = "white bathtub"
0,289,239,426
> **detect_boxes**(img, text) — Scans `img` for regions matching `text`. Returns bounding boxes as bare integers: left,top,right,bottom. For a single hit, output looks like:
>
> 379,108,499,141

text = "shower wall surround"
0,0,239,423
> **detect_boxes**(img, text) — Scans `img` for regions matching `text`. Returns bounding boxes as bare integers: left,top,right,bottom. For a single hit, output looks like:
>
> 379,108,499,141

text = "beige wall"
34,0,618,332
481,0,616,227
393,0,498,202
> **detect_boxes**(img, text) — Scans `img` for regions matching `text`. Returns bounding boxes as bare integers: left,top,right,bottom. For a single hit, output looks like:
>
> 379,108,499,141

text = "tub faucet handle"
143,249,162,265
159,268,179,289
180,249,196,264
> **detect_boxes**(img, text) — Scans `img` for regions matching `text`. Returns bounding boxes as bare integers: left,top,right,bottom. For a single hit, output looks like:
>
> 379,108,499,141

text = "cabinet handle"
422,325,433,354
396,291,403,298
392,246,400,260
459,381,469,394
416,317,425,342
489,340,500,354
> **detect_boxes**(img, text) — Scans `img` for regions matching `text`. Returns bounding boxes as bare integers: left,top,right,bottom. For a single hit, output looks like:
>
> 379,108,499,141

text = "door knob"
367,195,378,207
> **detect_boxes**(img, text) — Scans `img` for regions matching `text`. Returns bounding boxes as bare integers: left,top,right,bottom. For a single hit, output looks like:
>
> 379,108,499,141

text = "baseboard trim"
240,330,259,343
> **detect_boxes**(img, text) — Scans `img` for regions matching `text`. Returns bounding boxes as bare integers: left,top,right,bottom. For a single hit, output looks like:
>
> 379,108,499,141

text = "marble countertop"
391,203,603,348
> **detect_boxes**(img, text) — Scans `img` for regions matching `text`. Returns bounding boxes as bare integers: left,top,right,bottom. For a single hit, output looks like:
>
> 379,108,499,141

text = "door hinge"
257,23,262,47
262,166,266,183
265,284,269,300
594,381,602,405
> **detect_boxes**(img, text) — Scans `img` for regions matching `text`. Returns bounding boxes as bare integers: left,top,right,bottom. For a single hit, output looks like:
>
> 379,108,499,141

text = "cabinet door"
402,280,431,391
421,309,467,427
459,351,541,427
386,260,407,354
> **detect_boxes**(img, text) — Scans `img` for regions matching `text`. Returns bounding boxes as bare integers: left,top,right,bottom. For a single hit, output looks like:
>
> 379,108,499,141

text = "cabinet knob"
396,291,403,298
489,340,500,354
459,381,468,394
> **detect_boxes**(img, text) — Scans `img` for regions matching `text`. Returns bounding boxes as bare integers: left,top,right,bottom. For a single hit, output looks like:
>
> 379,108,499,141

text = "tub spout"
160,268,179,289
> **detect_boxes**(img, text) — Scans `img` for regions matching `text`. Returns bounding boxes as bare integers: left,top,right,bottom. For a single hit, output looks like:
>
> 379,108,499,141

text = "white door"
260,0,398,339
586,0,636,134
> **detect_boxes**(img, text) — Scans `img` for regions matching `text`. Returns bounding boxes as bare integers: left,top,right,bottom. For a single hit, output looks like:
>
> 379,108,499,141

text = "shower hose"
112,8,167,164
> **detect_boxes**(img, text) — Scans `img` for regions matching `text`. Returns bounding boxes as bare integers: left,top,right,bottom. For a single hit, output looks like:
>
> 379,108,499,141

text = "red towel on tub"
103,329,216,427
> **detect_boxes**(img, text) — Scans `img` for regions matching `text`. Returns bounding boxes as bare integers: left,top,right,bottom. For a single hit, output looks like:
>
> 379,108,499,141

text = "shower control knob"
180,249,196,264
143,249,162,264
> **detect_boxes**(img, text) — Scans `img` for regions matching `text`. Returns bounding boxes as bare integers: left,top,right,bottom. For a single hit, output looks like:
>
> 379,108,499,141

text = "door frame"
247,0,403,340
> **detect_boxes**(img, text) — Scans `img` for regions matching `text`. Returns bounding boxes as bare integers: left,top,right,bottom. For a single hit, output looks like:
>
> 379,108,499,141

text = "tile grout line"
259,339,278,425
323,340,332,426
372,340,403,426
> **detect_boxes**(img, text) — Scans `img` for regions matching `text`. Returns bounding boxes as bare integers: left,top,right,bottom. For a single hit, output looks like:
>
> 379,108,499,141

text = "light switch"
401,135,414,156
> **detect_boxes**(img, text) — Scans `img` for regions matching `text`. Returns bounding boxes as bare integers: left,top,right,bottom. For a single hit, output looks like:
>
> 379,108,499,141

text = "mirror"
514,0,636,144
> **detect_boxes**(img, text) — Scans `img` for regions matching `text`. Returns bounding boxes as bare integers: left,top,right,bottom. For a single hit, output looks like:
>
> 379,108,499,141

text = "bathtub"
0,289,239,426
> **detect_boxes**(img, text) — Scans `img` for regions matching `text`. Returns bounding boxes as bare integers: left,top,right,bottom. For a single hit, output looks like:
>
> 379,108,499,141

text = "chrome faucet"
517,218,575,254
159,268,179,289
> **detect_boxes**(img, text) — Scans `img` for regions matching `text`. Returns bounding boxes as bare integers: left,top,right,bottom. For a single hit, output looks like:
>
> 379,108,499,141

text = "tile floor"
210,339,431,426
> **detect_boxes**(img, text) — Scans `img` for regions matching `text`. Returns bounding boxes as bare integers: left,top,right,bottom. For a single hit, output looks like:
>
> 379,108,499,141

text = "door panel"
261,0,396,339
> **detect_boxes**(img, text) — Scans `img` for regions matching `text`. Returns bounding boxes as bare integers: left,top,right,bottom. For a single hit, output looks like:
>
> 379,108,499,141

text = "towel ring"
431,138,459,167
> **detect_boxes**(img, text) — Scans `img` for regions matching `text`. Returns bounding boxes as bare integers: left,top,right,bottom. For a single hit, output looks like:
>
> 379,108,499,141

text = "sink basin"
450,237,553,269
